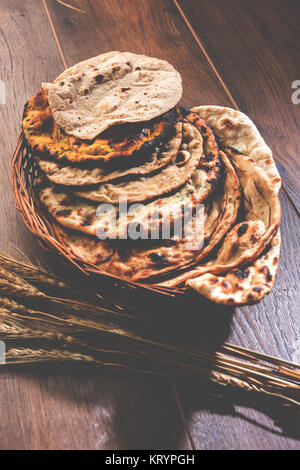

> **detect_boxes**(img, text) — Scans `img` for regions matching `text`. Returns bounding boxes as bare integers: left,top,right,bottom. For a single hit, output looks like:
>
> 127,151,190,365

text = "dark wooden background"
0,0,299,449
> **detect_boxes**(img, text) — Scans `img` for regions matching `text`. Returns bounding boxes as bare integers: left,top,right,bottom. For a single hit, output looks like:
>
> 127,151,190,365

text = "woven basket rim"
10,133,187,297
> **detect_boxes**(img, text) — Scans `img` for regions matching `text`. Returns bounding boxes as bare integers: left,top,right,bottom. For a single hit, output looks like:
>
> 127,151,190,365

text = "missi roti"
23,89,176,165
39,122,221,240
37,121,183,188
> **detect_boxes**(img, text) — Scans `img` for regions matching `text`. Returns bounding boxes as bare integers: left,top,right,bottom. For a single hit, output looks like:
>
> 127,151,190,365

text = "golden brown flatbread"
42,51,182,140
37,121,182,187
23,89,176,165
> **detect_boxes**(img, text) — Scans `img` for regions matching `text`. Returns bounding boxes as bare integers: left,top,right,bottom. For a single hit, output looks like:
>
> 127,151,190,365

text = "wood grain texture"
176,190,300,449
0,0,299,450
46,0,300,449
0,0,189,450
44,0,232,107
176,0,300,212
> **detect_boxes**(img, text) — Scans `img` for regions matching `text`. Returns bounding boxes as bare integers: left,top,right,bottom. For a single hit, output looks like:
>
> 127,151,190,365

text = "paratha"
74,121,202,204
100,151,240,280
23,89,176,165
37,121,183,187
43,151,240,281
39,123,220,241
42,51,182,140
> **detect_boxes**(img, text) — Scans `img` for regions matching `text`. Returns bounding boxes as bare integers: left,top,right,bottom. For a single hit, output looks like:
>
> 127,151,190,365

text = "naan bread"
42,51,182,140
188,230,281,305
74,122,202,204
166,149,280,287
23,89,176,165
192,105,281,193
37,121,182,187
165,106,282,304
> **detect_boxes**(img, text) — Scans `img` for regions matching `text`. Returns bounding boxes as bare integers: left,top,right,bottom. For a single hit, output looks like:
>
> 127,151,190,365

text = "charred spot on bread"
56,209,72,217
22,90,177,166
237,223,248,237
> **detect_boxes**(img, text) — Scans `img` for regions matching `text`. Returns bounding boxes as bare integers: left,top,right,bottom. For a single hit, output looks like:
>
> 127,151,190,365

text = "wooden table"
0,0,299,450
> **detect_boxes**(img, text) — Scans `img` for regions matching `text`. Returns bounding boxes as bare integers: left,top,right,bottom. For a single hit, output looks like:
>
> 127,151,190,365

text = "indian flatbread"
52,224,114,265
23,89,176,165
100,151,240,281
74,122,202,204
192,105,281,193
39,119,221,239
168,148,281,287
37,121,183,187
188,230,281,306
44,151,240,281
42,51,182,140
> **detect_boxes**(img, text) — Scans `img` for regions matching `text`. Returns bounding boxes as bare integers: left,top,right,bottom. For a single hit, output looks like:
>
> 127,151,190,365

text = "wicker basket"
10,133,187,297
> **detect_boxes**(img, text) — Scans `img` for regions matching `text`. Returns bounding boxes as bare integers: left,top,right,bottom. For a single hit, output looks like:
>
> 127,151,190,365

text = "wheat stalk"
0,253,298,406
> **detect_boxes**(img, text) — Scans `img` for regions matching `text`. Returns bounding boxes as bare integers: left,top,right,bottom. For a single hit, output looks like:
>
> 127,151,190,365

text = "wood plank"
176,0,300,211
44,0,232,107
0,365,188,450
0,0,187,450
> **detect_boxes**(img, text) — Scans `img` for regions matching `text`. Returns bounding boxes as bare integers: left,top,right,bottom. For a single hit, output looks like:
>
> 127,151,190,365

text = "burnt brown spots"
224,119,234,128
222,280,231,290
113,66,121,72
59,81,64,86
247,293,255,302
149,252,168,267
253,287,262,293
237,223,248,237
201,126,207,134
121,87,130,92
235,268,249,279
205,153,213,162
273,257,278,265
60,196,77,206
95,74,104,83
203,235,211,246
210,278,218,285
83,89,89,95
81,215,94,227
56,209,71,217
259,266,272,282
208,177,217,184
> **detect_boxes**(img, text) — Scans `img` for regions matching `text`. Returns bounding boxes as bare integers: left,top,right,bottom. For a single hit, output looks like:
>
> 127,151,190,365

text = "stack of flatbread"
22,51,281,306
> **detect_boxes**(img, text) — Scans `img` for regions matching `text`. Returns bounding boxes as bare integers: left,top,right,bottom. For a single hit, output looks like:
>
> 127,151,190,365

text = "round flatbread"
23,89,176,165
37,121,183,187
52,224,114,265
44,151,240,281
168,148,281,287
187,230,281,306
74,122,202,204
192,105,281,193
42,51,182,140
38,122,220,241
